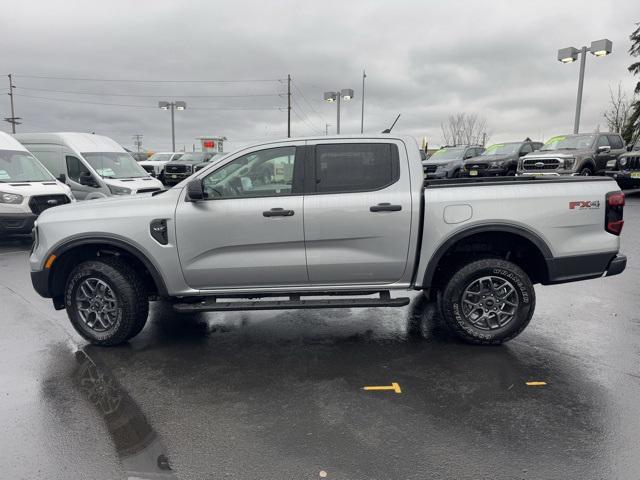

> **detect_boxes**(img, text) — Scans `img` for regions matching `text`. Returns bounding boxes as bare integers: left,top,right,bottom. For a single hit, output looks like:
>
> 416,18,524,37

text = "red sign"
203,140,216,149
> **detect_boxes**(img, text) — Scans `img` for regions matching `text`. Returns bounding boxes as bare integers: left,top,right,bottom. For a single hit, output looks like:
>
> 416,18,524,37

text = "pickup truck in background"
29,135,626,347
517,132,626,176
163,151,223,186
462,141,543,177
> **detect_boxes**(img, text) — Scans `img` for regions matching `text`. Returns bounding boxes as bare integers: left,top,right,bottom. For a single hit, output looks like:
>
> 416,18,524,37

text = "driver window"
66,156,91,182
202,146,296,199
597,136,610,147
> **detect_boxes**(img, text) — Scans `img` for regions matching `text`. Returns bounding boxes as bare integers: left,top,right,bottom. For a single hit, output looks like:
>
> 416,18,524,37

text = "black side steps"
173,291,410,313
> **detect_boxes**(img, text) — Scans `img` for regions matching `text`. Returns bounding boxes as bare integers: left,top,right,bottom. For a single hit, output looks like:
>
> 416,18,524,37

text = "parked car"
163,151,223,186
0,132,74,235
423,145,484,178
517,133,626,176
15,133,164,200
138,152,183,182
605,137,640,188
29,135,625,347
462,141,543,177
131,152,149,162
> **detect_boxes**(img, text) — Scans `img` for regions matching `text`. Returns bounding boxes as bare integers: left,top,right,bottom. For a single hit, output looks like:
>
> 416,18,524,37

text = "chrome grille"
522,158,560,171
423,164,438,173
624,155,640,170
165,164,189,174
29,195,71,215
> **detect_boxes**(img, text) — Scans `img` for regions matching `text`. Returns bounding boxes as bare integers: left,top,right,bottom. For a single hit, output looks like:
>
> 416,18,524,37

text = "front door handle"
263,208,295,217
370,203,402,212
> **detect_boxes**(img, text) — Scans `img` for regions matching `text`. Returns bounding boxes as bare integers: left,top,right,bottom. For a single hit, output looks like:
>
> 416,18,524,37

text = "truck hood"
464,154,514,165
102,176,164,192
35,188,180,224
423,158,461,166
0,180,72,197
138,160,169,167
523,148,589,159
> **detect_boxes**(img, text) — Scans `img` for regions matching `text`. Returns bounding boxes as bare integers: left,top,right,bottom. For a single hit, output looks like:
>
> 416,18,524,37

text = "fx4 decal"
569,200,600,210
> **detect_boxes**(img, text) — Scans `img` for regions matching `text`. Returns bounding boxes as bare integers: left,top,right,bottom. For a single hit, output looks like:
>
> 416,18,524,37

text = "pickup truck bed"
28,135,626,346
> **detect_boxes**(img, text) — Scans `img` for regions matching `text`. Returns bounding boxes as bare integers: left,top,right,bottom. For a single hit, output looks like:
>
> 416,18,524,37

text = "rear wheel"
440,258,535,344
579,166,593,176
65,257,149,346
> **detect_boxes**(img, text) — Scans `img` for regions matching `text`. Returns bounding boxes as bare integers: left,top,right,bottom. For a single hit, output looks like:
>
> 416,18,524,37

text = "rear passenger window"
314,143,399,193
597,135,610,147
608,135,624,149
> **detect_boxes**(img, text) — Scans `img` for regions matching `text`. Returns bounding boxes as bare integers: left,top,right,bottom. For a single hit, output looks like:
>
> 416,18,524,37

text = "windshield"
428,148,466,161
540,135,595,151
0,150,55,182
147,153,174,162
81,152,149,179
481,143,520,155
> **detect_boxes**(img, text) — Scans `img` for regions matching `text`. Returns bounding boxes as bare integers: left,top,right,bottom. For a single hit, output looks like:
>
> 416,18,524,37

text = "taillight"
605,191,625,235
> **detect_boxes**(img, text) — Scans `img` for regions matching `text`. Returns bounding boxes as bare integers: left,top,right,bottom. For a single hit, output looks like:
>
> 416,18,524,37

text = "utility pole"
5,74,21,133
287,74,291,138
132,134,143,151
360,70,366,134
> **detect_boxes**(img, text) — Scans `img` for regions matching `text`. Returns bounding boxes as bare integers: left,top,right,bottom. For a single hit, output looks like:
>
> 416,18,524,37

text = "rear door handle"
370,203,402,212
263,208,295,217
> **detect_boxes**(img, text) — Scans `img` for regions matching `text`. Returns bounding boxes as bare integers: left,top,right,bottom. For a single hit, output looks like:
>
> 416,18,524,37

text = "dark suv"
606,138,640,188
163,152,222,186
517,133,626,176
422,145,484,178
462,140,542,177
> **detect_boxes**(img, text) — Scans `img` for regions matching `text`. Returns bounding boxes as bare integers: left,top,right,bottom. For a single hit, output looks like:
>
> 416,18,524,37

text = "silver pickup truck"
29,135,627,346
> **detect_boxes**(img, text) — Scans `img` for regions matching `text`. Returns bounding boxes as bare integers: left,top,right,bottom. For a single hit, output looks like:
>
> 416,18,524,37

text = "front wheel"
440,258,535,345
65,257,149,346
579,166,593,176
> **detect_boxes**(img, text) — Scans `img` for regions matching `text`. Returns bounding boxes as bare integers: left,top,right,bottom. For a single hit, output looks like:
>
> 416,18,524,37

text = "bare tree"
441,113,490,146
603,83,634,134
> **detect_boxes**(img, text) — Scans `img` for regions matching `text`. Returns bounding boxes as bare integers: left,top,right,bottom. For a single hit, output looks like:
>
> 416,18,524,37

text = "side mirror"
79,172,99,187
186,179,205,201
57,173,67,183
597,145,611,154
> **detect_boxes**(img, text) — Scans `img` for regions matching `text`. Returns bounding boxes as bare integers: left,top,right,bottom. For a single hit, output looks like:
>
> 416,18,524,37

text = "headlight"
563,157,576,170
619,157,628,167
108,185,132,195
0,191,23,204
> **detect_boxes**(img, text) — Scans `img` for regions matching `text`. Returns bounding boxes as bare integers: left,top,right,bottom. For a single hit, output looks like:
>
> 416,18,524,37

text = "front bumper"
31,269,50,298
604,170,640,188
462,166,508,177
0,213,37,235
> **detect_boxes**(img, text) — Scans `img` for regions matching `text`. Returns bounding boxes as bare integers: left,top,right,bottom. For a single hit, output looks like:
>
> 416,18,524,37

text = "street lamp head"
341,88,354,101
158,101,170,110
175,101,187,110
324,91,338,103
590,38,612,57
557,47,579,63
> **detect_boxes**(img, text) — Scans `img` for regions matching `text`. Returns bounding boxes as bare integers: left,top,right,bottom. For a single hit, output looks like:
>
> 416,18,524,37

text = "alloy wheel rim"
461,275,519,330
75,278,118,332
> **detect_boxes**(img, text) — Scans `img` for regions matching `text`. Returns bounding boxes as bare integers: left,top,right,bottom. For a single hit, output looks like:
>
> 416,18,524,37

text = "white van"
14,132,164,200
0,131,74,235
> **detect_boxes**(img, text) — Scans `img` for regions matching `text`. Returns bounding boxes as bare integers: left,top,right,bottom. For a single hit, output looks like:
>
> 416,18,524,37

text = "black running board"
173,292,410,313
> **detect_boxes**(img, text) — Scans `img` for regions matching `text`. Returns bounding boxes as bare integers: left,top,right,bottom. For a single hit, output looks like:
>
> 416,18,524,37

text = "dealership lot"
0,193,638,479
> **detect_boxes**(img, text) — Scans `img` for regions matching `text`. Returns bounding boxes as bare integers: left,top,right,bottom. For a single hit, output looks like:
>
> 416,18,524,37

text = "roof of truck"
0,131,28,151
13,132,126,153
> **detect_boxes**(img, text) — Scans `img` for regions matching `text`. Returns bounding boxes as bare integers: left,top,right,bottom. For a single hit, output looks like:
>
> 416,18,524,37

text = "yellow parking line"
526,381,547,386
363,382,401,393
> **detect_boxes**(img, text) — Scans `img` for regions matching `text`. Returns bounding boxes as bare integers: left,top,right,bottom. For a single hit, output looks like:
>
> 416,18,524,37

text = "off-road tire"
65,257,149,346
579,166,593,176
440,258,535,345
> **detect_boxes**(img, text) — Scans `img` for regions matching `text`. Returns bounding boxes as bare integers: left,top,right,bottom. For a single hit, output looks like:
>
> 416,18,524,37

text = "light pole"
557,39,612,134
324,88,354,134
158,101,186,151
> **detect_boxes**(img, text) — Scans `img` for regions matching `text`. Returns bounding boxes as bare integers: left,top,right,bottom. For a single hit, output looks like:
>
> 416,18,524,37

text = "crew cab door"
594,135,614,172
175,143,308,290
303,140,412,285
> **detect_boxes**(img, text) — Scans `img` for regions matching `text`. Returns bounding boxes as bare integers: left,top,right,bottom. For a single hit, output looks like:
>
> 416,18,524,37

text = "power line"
290,104,324,135
291,98,324,133
292,80,328,124
14,93,283,110
16,86,283,98
13,74,285,84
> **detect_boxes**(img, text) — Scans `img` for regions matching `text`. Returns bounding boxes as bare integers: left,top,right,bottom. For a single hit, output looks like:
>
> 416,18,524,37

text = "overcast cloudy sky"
1,0,638,152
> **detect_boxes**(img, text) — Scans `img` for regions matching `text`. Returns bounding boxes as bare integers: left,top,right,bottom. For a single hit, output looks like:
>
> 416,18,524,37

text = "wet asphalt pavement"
1,194,640,480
